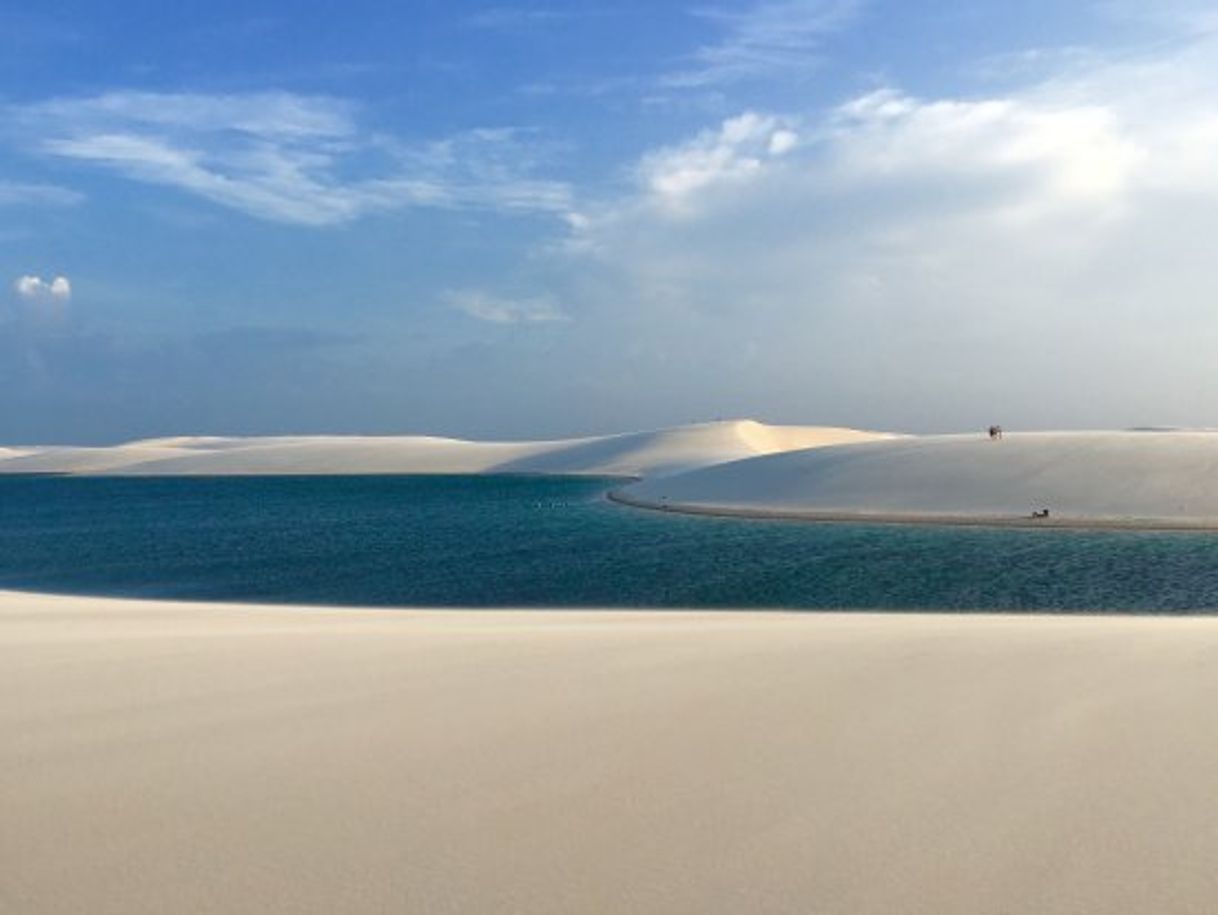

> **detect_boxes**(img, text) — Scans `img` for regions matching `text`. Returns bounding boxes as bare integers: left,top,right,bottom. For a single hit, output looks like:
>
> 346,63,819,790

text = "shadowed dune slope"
616,431,1218,526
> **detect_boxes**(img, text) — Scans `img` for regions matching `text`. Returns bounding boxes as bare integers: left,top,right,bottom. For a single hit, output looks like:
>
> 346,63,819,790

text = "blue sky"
3,0,1217,442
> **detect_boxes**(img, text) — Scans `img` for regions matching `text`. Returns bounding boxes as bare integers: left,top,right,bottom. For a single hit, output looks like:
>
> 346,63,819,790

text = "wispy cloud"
968,45,1103,84
0,180,82,207
447,289,567,324
663,0,863,88
9,91,571,227
27,90,352,137
388,127,572,213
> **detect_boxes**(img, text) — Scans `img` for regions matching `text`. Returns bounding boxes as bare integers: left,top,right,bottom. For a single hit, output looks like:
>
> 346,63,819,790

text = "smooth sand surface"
0,420,890,478
618,430,1218,527
6,590,1218,914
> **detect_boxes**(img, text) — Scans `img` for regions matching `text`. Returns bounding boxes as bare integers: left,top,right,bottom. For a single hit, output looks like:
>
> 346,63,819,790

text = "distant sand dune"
14,426,1218,528
0,420,891,478
618,431,1218,528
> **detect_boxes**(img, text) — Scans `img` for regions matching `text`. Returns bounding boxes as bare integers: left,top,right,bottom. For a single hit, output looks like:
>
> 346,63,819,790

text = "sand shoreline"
7,589,1218,913
607,488,1218,531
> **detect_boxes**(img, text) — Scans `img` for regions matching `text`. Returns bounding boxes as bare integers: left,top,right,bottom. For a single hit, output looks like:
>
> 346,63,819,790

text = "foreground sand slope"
618,430,1218,526
5,591,1218,914
0,420,889,478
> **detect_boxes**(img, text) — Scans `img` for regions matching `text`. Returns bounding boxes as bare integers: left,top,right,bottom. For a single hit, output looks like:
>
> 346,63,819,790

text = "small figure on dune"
988,425,1004,441
1032,508,1050,519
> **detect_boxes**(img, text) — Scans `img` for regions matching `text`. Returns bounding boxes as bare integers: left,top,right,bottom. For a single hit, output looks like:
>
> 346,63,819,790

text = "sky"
4,0,1218,442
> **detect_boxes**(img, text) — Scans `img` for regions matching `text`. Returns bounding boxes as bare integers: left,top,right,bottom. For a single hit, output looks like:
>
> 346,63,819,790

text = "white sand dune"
5,590,1218,914
0,420,889,478
617,430,1218,527
0,443,212,474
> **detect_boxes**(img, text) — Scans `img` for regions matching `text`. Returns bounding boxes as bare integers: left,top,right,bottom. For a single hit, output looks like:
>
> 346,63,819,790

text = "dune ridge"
0,420,890,478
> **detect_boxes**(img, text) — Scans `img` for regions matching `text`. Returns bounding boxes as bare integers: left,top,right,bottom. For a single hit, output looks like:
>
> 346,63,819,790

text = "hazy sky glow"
4,0,1218,442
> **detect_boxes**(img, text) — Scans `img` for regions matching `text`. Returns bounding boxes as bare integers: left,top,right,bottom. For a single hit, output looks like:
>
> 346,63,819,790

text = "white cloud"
543,30,1218,430
10,92,571,227
631,86,1147,224
767,129,799,154
638,112,800,211
824,89,1147,218
14,274,71,303
664,0,863,88
447,290,567,324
